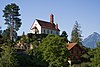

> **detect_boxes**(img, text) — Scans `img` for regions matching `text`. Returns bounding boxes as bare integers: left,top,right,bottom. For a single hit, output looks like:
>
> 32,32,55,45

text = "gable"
67,43,86,54
67,43,77,50
31,20,41,30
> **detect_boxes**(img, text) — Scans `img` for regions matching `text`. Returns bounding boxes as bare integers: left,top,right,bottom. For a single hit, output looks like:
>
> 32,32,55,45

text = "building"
67,43,86,63
30,14,60,35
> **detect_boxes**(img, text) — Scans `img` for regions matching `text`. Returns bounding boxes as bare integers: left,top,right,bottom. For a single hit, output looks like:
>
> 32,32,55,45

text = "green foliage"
2,29,10,39
3,3,21,31
31,40,39,50
71,21,82,44
16,53,35,66
0,46,18,67
3,3,22,41
81,54,90,63
61,31,69,42
91,42,100,67
39,34,69,67
73,62,91,67
0,26,2,34
20,34,27,43
2,29,17,42
27,40,48,67
0,26,3,44
87,48,95,59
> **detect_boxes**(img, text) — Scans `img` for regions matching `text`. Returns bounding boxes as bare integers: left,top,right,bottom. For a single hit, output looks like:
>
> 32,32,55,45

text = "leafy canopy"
91,42,100,67
0,46,18,67
39,34,69,67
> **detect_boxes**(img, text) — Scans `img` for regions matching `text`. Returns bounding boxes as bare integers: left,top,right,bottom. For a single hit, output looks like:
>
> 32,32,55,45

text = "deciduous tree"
39,34,69,67
91,42,100,67
0,46,18,67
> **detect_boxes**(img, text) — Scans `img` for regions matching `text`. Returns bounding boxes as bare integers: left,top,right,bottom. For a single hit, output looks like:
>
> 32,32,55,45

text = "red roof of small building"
36,19,60,31
67,43,77,50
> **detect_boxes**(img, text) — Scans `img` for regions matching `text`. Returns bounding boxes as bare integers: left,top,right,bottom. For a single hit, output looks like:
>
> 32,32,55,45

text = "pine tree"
61,31,69,43
0,26,2,44
3,3,22,41
71,21,82,44
0,26,2,34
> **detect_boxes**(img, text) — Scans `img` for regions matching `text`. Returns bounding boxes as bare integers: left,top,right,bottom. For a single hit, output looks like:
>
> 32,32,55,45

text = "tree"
0,27,3,44
15,53,35,66
0,26,2,44
61,31,69,43
91,42,100,67
27,40,47,67
2,29,10,43
0,26,2,34
39,34,69,67
3,3,22,41
0,45,18,67
71,21,82,44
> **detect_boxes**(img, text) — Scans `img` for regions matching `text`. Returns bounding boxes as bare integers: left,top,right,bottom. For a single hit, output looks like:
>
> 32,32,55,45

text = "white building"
30,14,60,35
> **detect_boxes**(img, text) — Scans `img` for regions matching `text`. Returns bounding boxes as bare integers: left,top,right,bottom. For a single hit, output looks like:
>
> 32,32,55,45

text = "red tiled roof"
36,19,60,31
67,43,77,50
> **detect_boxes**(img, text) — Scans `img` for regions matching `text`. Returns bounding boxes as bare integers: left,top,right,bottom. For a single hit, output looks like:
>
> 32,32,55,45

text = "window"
44,30,45,34
47,30,49,34
51,30,52,34
56,31,59,35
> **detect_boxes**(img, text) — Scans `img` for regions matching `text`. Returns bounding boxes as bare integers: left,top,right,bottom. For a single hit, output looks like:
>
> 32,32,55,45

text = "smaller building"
67,43,86,63
15,41,31,50
30,14,60,35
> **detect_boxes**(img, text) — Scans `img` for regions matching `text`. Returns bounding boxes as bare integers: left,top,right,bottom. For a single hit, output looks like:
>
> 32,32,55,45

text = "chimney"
50,14,54,24
55,24,58,29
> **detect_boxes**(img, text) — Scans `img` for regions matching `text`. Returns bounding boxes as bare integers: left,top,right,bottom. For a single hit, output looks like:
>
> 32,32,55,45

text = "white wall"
31,20,41,34
31,20,60,35
41,28,59,35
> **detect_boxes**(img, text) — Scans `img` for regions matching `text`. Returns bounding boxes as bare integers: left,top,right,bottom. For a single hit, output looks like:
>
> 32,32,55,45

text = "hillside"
82,32,100,48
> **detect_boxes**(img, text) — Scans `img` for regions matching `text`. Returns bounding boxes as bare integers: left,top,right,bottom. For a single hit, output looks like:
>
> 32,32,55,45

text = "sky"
0,0,100,40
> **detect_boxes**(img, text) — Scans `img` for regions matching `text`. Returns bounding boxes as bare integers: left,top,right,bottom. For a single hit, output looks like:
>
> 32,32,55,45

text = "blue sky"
0,0,100,40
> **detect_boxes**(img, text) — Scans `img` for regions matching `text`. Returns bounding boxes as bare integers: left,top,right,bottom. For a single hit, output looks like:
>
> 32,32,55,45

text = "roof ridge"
67,43,77,50
36,19,50,23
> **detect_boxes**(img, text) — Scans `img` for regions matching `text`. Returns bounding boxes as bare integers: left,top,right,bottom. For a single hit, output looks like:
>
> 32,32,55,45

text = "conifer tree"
3,3,22,41
71,21,82,44
0,26,2,44
61,31,69,43
0,26,2,34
